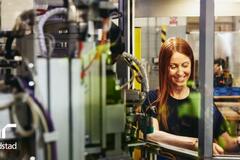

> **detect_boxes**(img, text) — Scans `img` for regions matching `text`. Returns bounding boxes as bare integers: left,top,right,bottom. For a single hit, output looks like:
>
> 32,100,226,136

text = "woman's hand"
194,141,224,155
217,132,240,152
213,142,224,155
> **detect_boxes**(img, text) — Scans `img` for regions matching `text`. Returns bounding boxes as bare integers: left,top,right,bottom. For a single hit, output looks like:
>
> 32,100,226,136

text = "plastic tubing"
122,52,149,93
38,8,67,56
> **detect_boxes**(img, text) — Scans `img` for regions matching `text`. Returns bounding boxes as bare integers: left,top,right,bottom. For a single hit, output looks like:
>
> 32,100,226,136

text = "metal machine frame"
126,0,240,159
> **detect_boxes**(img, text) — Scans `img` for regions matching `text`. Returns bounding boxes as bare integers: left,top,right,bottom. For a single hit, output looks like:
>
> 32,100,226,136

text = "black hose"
5,36,15,59
63,0,68,8
0,31,13,38
0,31,20,58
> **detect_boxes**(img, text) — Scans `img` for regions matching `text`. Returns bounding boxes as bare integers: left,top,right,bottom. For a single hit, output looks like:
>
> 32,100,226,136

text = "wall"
135,17,187,89
135,0,240,17
1,0,34,30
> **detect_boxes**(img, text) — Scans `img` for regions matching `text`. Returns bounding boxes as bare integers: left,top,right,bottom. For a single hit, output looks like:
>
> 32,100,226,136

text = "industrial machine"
0,0,135,160
0,0,202,159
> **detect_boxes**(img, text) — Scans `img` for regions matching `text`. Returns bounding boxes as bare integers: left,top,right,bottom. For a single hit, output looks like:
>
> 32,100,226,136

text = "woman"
144,37,240,156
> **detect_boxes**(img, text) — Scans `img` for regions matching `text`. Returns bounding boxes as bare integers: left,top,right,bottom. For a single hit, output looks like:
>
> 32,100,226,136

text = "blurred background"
0,0,240,159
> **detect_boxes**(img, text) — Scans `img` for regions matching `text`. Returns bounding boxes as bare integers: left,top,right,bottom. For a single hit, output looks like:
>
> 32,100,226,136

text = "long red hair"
158,37,194,130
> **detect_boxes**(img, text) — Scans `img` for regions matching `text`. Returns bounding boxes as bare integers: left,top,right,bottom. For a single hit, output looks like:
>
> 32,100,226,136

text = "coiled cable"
11,92,52,160
122,52,149,94
11,93,39,137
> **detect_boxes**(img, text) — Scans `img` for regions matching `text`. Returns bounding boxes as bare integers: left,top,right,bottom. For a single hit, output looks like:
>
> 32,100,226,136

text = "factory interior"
1,0,240,159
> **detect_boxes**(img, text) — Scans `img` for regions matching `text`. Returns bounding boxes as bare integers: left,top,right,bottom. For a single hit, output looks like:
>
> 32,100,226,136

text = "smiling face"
168,51,191,88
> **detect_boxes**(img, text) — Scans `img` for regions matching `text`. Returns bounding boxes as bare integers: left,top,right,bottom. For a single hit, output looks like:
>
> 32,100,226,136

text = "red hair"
158,37,194,130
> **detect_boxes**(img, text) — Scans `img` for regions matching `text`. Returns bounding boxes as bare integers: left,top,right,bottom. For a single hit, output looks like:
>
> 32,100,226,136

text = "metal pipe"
199,0,214,159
